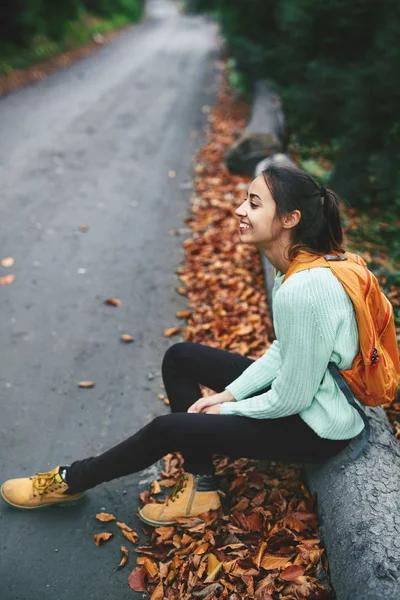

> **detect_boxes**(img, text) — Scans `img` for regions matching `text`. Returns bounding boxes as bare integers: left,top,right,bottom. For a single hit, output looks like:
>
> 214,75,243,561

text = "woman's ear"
282,210,301,229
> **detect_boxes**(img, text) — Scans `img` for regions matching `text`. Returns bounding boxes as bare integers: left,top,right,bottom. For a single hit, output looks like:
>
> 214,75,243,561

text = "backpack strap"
328,362,371,460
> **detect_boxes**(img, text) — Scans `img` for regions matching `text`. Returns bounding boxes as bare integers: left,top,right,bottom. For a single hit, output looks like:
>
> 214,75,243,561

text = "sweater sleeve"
220,275,334,418
224,339,281,401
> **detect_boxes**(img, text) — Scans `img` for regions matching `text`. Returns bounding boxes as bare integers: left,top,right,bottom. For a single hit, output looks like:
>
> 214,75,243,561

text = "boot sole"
137,508,179,527
137,504,222,528
0,485,85,509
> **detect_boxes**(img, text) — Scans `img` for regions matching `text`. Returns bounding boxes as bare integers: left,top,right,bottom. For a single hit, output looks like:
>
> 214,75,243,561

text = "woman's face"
234,175,283,249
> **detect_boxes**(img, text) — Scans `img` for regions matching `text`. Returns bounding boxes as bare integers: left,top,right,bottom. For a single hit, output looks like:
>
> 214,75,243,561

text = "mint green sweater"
221,267,365,440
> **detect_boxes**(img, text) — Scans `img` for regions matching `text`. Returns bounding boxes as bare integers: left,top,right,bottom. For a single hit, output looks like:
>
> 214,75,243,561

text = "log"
225,80,286,175
304,407,400,600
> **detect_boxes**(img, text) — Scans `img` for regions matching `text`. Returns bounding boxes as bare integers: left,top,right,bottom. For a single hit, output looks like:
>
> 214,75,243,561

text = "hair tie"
320,186,327,204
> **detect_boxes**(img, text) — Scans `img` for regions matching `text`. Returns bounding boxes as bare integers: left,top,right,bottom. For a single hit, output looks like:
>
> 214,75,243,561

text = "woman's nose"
235,201,247,217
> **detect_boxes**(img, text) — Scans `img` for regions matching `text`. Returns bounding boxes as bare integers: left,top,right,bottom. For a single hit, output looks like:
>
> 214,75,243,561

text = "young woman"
1,164,365,526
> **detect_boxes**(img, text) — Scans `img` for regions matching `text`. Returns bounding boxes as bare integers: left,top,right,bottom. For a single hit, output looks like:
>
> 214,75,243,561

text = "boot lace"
165,474,188,505
31,471,62,497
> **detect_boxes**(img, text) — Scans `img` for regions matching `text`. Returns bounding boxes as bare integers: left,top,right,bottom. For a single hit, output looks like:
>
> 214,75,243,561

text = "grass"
0,13,136,76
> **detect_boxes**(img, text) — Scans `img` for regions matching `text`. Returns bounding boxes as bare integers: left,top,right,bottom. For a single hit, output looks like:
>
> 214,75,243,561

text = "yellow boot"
138,472,221,527
1,467,85,509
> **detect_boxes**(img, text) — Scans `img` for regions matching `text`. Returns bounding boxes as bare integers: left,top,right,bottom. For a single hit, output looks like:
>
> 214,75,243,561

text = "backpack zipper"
380,297,392,339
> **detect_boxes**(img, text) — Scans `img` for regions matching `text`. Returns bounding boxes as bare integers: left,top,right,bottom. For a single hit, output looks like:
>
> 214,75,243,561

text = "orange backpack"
282,250,400,407
282,250,400,460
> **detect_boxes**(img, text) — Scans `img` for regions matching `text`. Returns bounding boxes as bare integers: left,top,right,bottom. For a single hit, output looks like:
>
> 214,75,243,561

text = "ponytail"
262,165,346,260
318,188,344,254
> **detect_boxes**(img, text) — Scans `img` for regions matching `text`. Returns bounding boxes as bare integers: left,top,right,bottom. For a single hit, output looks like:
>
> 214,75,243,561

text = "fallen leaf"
116,521,139,544
164,398,170,405
1,257,14,267
143,557,159,579
120,334,134,343
168,170,176,178
94,532,113,546
128,567,146,592
117,546,129,569
96,512,116,522
79,225,89,232
149,582,164,600
174,286,188,296
0,274,15,285
78,381,95,388
104,298,122,307
261,554,292,571
204,553,223,583
163,327,182,337
150,480,161,495
176,310,192,318
280,565,306,581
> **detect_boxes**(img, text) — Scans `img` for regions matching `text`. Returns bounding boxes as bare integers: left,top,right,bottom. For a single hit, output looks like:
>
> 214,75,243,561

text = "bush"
193,0,400,216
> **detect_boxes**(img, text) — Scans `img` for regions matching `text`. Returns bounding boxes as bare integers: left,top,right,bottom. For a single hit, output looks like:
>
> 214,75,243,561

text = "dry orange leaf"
1,257,14,267
116,521,139,544
78,381,95,388
143,557,159,579
204,553,223,583
94,532,113,546
120,334,134,343
0,274,15,285
261,554,292,571
128,567,146,592
104,298,122,307
150,480,161,495
174,286,188,296
164,398,170,405
149,582,164,600
96,512,116,522
79,225,89,232
163,327,182,337
280,565,306,581
176,310,192,318
117,546,129,570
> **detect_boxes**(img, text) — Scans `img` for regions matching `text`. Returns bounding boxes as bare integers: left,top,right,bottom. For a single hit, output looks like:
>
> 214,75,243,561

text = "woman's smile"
239,221,252,232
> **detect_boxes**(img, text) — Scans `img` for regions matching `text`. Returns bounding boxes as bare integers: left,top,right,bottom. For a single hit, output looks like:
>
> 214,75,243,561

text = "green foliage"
226,58,248,96
0,1,145,74
0,1,144,47
193,0,400,222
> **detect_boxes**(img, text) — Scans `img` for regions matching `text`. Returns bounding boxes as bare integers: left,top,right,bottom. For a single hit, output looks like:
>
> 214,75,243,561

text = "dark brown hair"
262,164,345,260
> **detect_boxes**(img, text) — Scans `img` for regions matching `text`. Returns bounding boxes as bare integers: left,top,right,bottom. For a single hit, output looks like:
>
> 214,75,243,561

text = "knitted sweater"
220,267,365,440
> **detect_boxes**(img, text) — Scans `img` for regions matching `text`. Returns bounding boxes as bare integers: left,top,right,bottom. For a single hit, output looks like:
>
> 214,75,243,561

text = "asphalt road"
0,2,219,597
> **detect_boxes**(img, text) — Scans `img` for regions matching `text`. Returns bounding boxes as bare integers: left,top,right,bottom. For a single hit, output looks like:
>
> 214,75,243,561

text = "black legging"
67,342,353,493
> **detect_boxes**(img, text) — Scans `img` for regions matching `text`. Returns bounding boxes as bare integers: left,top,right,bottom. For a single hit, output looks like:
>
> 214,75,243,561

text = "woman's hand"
203,404,222,415
187,390,234,413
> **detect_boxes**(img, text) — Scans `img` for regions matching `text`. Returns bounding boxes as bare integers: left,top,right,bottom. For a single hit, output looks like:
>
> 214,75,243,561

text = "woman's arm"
220,276,335,418
224,339,281,401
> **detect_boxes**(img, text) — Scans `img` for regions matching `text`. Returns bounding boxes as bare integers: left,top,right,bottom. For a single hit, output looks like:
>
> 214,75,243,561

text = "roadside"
0,5,147,96
0,3,220,598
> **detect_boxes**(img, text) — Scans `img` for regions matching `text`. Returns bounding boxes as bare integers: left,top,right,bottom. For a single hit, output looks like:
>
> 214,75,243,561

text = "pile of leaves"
129,453,333,600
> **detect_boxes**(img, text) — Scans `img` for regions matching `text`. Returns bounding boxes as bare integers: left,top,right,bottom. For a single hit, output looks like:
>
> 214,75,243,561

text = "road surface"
0,1,219,597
